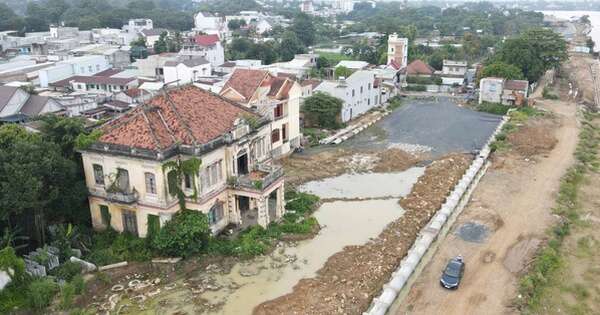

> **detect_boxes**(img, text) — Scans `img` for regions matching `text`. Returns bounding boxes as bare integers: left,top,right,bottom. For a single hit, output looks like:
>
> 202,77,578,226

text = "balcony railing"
106,190,139,204
234,164,284,191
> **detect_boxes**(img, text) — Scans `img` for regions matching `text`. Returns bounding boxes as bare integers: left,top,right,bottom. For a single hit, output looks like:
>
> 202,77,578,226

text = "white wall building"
179,34,225,67
387,33,409,69
314,70,381,122
441,59,467,86
38,55,109,88
164,57,212,85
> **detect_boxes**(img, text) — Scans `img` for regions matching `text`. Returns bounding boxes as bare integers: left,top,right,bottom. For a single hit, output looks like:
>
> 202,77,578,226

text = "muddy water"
298,167,426,199
203,199,405,314
116,168,424,314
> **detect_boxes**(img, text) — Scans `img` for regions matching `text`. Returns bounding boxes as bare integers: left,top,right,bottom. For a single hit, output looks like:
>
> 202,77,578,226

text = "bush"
59,282,75,310
476,102,511,115
153,209,210,257
405,84,427,92
302,92,344,129
387,96,404,111
84,229,152,266
27,278,58,311
71,275,85,294
542,86,559,100
285,192,320,215
50,261,82,281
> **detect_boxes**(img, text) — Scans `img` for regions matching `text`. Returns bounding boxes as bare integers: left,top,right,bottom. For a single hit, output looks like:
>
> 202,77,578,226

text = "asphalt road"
344,98,503,157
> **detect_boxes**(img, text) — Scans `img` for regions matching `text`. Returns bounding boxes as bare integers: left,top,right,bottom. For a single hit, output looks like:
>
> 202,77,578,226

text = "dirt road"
392,99,579,315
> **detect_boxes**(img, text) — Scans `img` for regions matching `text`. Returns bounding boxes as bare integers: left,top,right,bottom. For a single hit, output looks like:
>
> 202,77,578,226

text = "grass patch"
543,86,560,100
303,128,328,147
476,102,511,115
517,113,600,312
387,96,404,111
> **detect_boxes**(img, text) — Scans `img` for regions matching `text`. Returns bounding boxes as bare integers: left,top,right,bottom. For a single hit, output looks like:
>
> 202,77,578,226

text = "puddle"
112,168,424,314
455,221,490,243
298,167,425,199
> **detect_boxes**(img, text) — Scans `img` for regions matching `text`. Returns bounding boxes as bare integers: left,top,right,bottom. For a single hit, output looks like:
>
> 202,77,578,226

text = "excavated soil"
281,148,422,186
254,153,472,315
508,117,559,157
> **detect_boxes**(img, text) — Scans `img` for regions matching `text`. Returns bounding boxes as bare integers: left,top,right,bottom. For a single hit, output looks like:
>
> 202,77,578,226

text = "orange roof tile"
221,69,271,102
407,59,435,75
98,86,258,151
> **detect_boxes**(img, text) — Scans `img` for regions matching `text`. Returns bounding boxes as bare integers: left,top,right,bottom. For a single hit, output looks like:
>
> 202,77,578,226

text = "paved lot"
344,98,503,157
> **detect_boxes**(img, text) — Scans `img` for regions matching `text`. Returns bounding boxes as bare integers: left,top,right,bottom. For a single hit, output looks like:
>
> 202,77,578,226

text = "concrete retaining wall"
363,114,510,315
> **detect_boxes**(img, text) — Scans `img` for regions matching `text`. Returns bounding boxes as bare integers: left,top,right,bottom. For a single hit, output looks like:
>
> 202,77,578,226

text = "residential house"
194,12,228,40
214,59,262,74
335,60,369,71
479,77,529,106
114,88,153,106
387,33,409,69
0,86,63,122
39,55,110,88
163,57,212,85
405,59,435,77
220,69,302,157
300,0,315,13
260,54,318,78
70,44,131,69
122,19,154,35
140,29,168,49
441,60,467,86
80,85,285,237
179,34,225,67
130,53,179,80
51,75,139,95
314,70,381,123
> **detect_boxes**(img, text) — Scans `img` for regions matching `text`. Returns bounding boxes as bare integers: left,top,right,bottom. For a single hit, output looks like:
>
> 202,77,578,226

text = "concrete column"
228,193,241,225
257,197,269,227
276,184,285,219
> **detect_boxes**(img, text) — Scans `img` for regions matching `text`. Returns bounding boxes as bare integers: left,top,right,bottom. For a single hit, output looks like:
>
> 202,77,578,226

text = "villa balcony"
233,164,284,192
106,190,139,204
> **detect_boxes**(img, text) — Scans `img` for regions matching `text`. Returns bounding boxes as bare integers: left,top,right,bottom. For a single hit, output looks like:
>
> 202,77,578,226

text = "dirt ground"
281,148,422,186
534,117,600,315
391,97,578,315
254,153,472,315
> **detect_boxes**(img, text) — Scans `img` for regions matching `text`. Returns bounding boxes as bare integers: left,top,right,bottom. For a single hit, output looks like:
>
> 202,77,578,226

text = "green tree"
152,209,210,257
302,92,344,129
480,62,525,81
334,66,353,79
154,32,169,54
228,19,246,30
0,125,84,245
46,0,70,24
279,31,305,61
291,13,315,47
521,28,568,71
0,3,25,31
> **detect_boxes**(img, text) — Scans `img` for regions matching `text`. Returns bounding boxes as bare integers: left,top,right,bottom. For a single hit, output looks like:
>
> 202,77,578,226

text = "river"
540,10,600,51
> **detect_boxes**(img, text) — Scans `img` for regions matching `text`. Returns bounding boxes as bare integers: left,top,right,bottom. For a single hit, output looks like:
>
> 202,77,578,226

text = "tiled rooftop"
98,86,259,151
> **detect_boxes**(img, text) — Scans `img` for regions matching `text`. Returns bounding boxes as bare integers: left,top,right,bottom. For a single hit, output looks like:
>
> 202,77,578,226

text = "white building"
194,12,228,40
260,54,318,78
441,60,467,86
0,86,63,122
387,33,409,69
220,69,302,157
39,55,110,88
335,60,369,71
479,77,529,106
314,70,381,122
300,0,315,13
140,29,168,49
179,34,225,67
164,57,212,85
123,19,154,35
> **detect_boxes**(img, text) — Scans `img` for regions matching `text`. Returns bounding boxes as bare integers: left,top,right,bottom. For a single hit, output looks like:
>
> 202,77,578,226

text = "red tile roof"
388,59,401,70
194,34,220,46
221,69,271,102
406,59,435,76
504,80,528,91
124,88,142,98
98,86,258,151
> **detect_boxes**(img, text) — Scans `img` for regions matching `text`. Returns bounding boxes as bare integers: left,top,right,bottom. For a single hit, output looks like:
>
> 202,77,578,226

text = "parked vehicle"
440,256,465,289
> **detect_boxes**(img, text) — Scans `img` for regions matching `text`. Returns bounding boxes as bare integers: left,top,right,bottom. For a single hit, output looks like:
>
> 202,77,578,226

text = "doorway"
237,153,248,175
122,209,138,236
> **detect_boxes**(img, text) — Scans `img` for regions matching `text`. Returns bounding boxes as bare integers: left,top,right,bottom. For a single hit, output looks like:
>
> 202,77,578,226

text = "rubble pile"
282,148,421,186
254,154,472,315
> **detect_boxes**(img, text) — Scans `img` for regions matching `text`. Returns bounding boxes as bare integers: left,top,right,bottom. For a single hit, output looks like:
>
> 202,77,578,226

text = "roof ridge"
162,87,199,145
139,108,164,150
154,107,178,144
